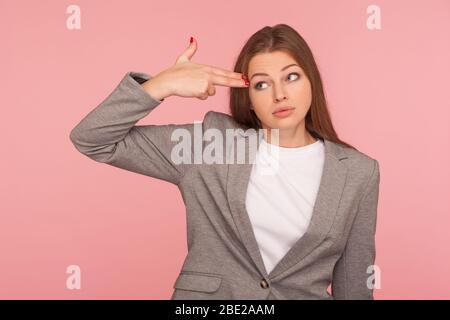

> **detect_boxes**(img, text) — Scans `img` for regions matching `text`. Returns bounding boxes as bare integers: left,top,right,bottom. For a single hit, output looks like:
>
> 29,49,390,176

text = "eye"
287,72,300,81
253,72,300,90
254,81,268,90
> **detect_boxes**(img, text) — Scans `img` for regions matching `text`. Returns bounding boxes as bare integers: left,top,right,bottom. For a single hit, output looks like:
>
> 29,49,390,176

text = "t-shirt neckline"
260,136,323,155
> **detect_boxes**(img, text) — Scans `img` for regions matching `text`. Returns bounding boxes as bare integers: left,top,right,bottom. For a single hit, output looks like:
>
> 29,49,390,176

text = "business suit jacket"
70,71,381,300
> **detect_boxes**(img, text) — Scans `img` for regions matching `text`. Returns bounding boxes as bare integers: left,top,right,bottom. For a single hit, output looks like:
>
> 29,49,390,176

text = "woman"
70,24,380,300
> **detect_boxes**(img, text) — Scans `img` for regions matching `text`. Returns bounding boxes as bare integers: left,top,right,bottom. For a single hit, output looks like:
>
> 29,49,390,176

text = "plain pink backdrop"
1,0,449,299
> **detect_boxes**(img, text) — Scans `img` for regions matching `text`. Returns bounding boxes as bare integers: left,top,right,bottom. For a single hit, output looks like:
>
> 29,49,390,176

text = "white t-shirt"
245,135,325,275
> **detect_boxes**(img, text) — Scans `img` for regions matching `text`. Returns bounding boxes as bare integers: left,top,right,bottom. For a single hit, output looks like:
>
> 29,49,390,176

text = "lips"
273,106,294,114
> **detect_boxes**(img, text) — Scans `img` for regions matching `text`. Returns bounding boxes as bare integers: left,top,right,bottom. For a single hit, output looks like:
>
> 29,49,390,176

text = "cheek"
249,92,271,113
289,81,312,107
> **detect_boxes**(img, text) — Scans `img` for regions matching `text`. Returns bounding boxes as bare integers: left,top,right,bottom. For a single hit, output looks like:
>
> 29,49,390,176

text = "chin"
270,117,301,127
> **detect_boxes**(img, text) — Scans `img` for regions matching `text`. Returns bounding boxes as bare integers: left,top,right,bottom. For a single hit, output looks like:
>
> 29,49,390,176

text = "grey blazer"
69,71,381,300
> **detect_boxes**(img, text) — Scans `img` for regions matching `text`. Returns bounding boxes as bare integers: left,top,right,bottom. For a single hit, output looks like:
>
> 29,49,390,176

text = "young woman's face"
247,50,312,132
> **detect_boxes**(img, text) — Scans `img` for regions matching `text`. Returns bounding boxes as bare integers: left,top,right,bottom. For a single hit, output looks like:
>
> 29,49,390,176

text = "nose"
275,95,287,103
273,84,287,103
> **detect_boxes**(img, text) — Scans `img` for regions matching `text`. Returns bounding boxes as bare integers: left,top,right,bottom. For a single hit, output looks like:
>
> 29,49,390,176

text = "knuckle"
201,81,210,91
199,66,210,76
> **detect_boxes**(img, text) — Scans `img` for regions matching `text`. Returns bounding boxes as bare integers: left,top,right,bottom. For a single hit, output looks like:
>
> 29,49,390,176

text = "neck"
262,122,317,148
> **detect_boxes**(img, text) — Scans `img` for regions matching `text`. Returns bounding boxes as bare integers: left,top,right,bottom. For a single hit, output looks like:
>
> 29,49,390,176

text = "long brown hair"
229,23,356,150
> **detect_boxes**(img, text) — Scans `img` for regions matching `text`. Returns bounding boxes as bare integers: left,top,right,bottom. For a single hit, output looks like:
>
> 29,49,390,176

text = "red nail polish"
242,74,249,86
242,75,249,86
190,36,194,44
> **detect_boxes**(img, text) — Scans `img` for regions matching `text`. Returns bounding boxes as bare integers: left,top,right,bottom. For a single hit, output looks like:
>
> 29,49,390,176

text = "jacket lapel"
226,129,349,280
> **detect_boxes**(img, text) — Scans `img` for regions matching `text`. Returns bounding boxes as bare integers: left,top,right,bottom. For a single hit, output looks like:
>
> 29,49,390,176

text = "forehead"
248,50,298,73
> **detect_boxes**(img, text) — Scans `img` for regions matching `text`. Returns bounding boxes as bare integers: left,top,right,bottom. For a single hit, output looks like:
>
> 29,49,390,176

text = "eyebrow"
250,64,300,80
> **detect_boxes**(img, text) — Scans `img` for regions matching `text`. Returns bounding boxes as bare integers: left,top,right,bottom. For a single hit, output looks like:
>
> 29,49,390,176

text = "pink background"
1,0,449,299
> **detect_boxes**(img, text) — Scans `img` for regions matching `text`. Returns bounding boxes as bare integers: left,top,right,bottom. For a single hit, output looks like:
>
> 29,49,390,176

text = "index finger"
210,74,249,88
203,65,244,80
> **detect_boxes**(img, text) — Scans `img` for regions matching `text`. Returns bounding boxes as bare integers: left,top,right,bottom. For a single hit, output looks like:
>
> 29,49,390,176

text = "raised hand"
142,37,249,101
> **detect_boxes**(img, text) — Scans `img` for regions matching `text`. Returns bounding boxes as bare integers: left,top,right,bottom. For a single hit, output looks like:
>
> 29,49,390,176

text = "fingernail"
190,36,194,44
241,74,249,86
241,75,249,86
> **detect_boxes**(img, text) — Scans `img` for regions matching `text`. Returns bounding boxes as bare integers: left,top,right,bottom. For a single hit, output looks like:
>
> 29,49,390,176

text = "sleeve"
69,71,203,185
331,159,381,300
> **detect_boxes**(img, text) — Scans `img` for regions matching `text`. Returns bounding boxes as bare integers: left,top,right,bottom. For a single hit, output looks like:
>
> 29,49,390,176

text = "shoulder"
203,110,242,130
327,139,380,183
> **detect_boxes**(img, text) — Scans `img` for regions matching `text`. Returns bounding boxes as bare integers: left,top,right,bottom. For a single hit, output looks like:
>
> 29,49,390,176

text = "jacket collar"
226,130,349,280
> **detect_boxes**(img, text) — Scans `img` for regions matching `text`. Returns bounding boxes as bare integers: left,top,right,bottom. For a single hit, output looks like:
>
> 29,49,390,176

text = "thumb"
176,36,197,64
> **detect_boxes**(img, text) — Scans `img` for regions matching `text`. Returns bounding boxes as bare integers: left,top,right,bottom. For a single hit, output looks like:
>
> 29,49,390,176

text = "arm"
69,71,202,185
331,159,381,299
